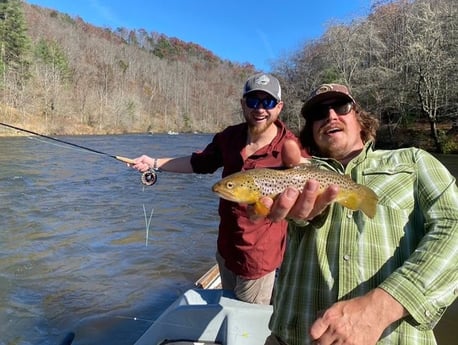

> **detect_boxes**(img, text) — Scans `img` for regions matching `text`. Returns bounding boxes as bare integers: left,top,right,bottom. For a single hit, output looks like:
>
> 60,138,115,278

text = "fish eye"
226,182,234,189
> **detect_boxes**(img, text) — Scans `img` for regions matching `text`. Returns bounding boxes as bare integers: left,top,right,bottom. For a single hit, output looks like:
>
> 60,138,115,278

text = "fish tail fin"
358,186,378,218
337,185,378,218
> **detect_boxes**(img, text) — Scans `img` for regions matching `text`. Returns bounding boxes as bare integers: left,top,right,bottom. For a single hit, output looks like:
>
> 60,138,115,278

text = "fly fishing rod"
0,122,158,185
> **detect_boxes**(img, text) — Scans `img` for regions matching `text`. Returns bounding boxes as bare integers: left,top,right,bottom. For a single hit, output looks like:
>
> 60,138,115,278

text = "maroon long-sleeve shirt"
191,120,305,279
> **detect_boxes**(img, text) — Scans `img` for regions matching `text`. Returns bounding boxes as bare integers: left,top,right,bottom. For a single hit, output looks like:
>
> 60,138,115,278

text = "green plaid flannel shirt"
270,143,458,345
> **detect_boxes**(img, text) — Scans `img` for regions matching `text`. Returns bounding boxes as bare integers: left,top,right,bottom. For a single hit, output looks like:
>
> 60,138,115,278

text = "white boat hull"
134,288,272,345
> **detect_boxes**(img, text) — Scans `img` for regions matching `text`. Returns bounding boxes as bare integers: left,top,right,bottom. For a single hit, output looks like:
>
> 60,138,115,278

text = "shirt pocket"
362,164,416,211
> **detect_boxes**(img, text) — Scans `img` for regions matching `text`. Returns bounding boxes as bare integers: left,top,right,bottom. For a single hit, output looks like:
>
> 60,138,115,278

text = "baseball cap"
242,73,282,101
302,83,355,118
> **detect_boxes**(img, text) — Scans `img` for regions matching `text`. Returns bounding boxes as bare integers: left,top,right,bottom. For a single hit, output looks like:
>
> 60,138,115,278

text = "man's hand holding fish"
261,180,340,223
258,138,340,223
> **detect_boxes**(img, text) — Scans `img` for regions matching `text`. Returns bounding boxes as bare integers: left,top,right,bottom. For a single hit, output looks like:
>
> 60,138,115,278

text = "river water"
0,134,456,345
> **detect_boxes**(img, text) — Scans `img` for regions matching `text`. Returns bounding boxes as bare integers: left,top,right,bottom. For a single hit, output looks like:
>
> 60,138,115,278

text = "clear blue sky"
26,0,373,72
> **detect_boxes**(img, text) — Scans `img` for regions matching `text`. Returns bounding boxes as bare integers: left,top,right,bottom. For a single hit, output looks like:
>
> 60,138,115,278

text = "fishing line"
0,122,158,186
2,122,159,245
27,135,97,153
143,204,154,247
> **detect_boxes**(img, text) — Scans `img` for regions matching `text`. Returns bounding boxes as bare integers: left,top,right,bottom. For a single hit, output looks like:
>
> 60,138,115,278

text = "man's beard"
248,117,272,136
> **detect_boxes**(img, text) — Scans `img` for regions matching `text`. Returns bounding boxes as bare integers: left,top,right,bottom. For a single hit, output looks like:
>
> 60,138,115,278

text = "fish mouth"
212,184,239,202
212,183,255,204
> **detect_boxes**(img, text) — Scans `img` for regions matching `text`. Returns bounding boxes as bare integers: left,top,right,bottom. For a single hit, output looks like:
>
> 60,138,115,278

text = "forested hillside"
273,0,457,153
1,0,255,135
0,0,457,152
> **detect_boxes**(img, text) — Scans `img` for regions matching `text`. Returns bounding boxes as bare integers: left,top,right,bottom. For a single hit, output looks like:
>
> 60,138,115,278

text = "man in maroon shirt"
131,73,306,304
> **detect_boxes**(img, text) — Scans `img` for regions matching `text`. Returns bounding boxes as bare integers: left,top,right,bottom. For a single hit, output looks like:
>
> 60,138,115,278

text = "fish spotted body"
212,164,378,218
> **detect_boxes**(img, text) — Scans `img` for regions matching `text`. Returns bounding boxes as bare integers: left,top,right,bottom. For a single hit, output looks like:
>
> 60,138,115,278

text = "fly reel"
141,169,158,186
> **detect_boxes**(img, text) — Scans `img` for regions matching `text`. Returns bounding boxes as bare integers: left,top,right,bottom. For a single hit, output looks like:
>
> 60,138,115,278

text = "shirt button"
346,212,352,218
424,310,432,317
343,254,351,261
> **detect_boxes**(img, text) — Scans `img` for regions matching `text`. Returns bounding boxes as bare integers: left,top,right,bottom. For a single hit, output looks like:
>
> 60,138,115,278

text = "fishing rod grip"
116,155,157,186
116,156,136,164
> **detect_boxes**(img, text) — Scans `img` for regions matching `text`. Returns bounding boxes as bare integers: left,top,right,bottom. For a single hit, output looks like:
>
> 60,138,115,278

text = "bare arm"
131,155,194,173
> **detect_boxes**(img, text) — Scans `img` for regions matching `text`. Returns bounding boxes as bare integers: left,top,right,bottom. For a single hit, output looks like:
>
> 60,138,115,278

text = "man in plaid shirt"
263,83,458,345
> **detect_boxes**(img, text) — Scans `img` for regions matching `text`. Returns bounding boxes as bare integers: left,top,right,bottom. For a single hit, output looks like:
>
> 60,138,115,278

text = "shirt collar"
310,141,375,172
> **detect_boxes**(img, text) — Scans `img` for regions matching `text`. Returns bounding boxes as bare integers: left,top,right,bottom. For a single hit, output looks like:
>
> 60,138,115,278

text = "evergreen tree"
0,0,30,75
34,38,71,82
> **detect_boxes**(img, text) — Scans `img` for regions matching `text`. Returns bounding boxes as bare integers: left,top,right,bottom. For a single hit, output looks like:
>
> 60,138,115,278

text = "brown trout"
212,164,378,218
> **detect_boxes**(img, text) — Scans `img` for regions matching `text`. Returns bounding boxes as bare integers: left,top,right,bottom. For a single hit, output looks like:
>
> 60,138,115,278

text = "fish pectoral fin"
253,201,270,217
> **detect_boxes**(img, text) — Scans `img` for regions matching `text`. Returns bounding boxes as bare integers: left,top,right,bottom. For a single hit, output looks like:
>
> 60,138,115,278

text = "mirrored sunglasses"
310,101,353,121
245,97,278,110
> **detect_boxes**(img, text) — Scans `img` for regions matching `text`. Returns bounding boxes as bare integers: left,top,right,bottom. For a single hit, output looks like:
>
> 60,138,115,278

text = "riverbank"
1,109,457,154
376,122,458,153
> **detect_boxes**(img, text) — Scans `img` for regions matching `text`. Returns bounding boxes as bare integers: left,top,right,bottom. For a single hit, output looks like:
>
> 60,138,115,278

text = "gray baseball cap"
242,73,282,101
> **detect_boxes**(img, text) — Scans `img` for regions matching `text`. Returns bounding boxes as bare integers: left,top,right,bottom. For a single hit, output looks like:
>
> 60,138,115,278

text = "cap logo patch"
255,74,270,85
315,84,333,94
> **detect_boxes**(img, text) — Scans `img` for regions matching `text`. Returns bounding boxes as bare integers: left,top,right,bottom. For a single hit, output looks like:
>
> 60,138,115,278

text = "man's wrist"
371,288,408,325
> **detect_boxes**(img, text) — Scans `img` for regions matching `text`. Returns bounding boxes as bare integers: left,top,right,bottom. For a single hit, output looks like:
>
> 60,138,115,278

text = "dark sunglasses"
310,101,353,121
245,96,278,110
